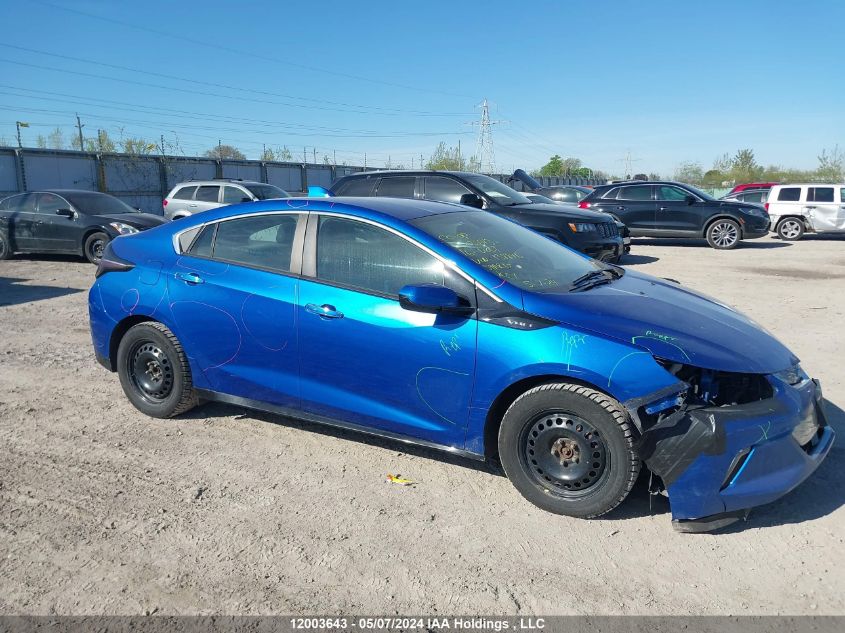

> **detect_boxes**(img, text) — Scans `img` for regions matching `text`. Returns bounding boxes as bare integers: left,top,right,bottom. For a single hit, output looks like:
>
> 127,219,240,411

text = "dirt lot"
1,234,844,616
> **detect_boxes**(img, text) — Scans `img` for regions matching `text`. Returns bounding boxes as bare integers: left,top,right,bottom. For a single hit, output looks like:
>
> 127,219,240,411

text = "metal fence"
0,147,603,215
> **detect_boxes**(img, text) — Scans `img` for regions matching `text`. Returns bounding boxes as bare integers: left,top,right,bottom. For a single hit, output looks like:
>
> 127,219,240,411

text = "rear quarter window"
777,187,802,202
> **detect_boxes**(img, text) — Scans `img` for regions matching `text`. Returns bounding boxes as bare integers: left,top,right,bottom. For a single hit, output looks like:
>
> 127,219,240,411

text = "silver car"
163,179,289,220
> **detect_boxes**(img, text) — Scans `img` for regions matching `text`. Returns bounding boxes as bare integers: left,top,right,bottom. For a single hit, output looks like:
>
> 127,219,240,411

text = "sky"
0,0,842,176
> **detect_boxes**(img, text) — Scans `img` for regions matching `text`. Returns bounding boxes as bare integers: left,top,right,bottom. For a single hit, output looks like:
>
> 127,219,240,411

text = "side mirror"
685,195,696,205
56,208,74,218
459,193,484,209
398,284,472,315
308,185,333,197
241,197,252,203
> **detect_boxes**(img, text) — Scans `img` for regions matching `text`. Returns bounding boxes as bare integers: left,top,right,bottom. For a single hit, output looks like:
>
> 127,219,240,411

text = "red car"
729,182,778,194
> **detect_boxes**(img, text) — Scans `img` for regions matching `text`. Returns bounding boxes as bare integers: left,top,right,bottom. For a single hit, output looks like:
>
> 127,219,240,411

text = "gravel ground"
1,234,843,616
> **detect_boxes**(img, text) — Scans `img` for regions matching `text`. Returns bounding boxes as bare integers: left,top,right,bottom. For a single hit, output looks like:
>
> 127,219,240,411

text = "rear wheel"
706,219,741,249
116,321,197,418
84,231,109,264
777,218,805,241
498,383,639,518
0,231,11,260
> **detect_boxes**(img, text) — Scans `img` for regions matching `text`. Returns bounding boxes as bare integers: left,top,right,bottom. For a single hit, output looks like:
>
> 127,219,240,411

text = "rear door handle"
616,206,626,211
174,271,204,285
305,303,344,319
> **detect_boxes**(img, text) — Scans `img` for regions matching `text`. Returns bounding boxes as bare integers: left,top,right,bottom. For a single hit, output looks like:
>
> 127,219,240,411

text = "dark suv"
330,170,625,261
578,181,770,249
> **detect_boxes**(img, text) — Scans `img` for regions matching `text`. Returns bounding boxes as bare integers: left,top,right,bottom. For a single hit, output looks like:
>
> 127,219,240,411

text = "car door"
166,212,304,407
654,184,701,233
297,213,477,446
2,193,39,250
805,186,844,231
34,192,82,252
190,185,221,214
611,185,657,232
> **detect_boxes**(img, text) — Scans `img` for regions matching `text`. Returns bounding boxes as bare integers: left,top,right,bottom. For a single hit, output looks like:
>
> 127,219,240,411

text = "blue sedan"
88,197,833,532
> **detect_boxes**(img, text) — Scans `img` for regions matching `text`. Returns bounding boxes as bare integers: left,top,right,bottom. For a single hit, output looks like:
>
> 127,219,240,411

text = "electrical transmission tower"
467,98,506,174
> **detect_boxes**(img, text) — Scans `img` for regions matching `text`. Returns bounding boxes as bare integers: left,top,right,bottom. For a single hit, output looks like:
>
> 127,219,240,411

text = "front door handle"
174,271,204,285
658,206,668,211
188,203,198,208
616,206,626,211
305,303,344,319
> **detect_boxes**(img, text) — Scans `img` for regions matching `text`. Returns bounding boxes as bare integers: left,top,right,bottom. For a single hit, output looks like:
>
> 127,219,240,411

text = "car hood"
93,212,167,228
508,202,611,222
521,269,797,374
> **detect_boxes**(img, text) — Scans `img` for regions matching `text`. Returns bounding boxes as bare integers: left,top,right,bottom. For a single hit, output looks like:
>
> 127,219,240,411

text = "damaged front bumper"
628,375,834,531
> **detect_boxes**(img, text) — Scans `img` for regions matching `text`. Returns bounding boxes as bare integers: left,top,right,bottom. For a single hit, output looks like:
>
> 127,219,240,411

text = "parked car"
525,193,631,257
0,190,166,263
89,197,833,532
509,169,593,203
578,181,770,249
329,170,625,262
163,179,289,220
765,183,845,240
721,188,770,205
728,182,779,195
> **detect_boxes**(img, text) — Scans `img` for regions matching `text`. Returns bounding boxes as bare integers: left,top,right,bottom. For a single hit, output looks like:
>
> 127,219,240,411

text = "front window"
411,211,605,293
462,174,532,206
424,176,471,204
62,192,138,214
222,186,249,204
808,187,834,203
37,193,70,214
656,186,689,201
316,216,443,295
243,183,289,200
195,186,220,203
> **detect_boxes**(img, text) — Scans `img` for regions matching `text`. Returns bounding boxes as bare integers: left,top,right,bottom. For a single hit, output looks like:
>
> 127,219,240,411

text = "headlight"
568,222,597,233
742,207,768,218
772,364,809,386
109,222,140,235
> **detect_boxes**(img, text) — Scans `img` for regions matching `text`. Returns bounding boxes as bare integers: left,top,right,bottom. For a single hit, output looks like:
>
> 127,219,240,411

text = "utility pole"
364,153,367,169
303,146,307,163
457,139,461,167
617,149,640,180
466,98,506,174
420,153,424,169
217,138,222,158
75,114,85,150
15,121,29,149
313,147,316,164
160,134,166,156
333,149,336,165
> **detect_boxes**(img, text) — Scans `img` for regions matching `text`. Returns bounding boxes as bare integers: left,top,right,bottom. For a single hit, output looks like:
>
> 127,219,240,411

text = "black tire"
777,217,805,241
116,321,197,418
705,218,741,249
498,382,639,518
84,231,110,264
0,231,11,260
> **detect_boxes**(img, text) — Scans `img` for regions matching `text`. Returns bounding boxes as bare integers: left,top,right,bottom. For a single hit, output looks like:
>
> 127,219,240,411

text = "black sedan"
578,181,770,249
329,170,625,262
0,190,166,263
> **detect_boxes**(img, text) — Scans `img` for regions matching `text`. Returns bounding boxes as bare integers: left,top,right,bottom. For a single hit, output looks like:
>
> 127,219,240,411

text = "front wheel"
84,231,109,264
706,219,741,249
116,321,197,418
777,218,805,241
498,383,640,518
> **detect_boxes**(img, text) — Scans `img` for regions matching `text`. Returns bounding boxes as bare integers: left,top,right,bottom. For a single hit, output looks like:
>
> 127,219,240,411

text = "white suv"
767,183,845,240
163,179,289,220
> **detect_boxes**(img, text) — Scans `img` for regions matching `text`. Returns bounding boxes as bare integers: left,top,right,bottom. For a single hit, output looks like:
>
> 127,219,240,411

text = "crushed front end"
626,362,834,532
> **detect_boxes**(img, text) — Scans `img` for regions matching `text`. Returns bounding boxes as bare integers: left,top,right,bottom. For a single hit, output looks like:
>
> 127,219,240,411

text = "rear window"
808,187,834,203
173,186,197,200
332,177,377,196
777,187,801,202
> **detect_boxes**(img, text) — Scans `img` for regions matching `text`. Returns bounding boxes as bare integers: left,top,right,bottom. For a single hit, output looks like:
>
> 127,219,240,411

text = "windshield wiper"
569,269,615,292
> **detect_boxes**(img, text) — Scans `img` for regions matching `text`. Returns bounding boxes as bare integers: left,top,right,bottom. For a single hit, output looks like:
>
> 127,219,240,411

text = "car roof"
337,170,485,179
771,183,845,187
11,189,113,196
173,180,266,186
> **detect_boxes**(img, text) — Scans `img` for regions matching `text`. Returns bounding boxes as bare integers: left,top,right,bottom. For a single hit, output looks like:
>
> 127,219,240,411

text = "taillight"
578,201,589,209
95,242,135,278
764,203,769,211
162,199,168,206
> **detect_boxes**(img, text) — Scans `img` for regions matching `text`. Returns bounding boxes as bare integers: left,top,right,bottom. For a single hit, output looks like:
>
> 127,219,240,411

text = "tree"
48,127,64,150
673,161,704,184
322,154,332,165
36,135,47,149
205,144,246,160
121,137,157,155
816,146,843,182
730,148,760,182
426,142,472,171
702,169,725,187
537,155,564,176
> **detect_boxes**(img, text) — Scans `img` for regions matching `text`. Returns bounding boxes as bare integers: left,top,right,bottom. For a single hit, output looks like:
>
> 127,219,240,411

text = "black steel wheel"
84,231,109,264
116,321,197,418
498,382,639,518
0,231,11,260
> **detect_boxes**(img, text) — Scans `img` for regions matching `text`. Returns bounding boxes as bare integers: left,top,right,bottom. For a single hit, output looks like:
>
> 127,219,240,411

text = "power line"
31,0,476,100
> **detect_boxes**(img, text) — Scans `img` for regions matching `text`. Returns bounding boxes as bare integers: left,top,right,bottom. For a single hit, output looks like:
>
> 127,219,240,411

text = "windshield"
678,183,716,201
411,211,606,293
63,192,138,214
462,174,532,206
244,184,289,200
